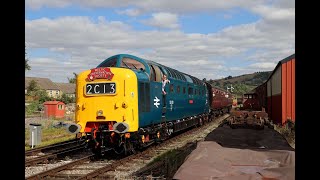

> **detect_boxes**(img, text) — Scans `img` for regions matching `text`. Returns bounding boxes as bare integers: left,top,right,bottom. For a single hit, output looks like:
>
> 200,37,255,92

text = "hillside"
207,71,272,97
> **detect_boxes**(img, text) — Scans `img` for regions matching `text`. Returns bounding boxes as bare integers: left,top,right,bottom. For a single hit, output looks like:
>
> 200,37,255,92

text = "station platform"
173,125,295,180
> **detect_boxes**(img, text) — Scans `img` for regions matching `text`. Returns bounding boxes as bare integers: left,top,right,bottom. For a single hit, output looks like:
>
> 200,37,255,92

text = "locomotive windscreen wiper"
122,61,130,69
131,63,138,69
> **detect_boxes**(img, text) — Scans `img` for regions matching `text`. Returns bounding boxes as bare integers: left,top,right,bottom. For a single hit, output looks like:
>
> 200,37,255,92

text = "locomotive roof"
100,54,205,86
251,53,295,94
148,60,203,85
142,56,204,86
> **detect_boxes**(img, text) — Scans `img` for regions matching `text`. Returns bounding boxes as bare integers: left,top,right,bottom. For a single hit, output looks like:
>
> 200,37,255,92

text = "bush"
284,119,295,132
25,102,39,115
57,94,75,104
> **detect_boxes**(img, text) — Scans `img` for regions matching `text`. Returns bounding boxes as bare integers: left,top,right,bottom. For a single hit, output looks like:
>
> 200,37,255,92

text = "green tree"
36,90,53,104
25,81,53,114
25,102,39,115
25,44,31,71
57,94,75,104
225,75,232,80
27,80,39,94
68,72,77,84
233,84,251,96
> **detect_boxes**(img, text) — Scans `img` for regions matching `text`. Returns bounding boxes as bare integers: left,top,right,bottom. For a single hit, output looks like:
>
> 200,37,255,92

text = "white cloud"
26,0,72,10
249,62,277,69
26,0,264,13
25,0,294,82
25,57,88,83
142,13,180,29
117,8,143,17
252,5,294,21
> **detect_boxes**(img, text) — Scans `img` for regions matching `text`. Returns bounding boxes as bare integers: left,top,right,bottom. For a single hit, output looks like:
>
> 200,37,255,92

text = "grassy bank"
274,123,295,149
25,120,75,151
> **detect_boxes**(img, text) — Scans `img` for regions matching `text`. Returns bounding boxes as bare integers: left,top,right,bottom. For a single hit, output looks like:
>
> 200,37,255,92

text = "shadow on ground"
204,125,294,151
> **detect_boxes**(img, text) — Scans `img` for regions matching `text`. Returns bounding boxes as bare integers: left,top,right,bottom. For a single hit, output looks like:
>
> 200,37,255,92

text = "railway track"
25,144,87,167
25,139,87,167
25,114,229,179
25,139,84,156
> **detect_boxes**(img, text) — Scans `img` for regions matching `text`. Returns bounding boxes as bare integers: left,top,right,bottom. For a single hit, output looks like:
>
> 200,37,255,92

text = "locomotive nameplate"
85,82,116,95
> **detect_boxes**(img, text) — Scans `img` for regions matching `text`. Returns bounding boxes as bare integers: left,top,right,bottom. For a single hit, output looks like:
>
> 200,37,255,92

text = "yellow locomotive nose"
122,101,128,108
97,110,103,116
75,67,139,134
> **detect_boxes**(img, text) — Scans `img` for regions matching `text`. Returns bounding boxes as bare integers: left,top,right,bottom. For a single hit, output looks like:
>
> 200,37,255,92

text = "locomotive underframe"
210,106,232,117
80,113,211,156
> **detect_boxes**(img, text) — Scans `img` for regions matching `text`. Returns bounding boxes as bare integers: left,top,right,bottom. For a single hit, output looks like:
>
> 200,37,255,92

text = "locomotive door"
149,64,165,123
150,64,164,105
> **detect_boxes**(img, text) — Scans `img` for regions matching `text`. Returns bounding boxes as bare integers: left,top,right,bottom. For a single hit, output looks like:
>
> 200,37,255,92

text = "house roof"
265,53,295,83
43,100,65,105
25,77,60,90
250,53,295,94
55,83,76,94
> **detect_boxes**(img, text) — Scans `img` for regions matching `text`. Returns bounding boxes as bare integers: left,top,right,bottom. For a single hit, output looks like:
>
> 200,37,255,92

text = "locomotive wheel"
123,143,128,156
199,118,203,126
114,143,125,155
123,140,136,155
92,146,103,158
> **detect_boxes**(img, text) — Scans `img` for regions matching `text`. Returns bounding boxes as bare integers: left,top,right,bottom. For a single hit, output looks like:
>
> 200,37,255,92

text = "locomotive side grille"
145,83,150,112
139,82,151,112
139,82,146,112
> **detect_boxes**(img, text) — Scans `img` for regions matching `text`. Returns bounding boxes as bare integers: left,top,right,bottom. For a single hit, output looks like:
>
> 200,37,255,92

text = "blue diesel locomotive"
67,54,229,156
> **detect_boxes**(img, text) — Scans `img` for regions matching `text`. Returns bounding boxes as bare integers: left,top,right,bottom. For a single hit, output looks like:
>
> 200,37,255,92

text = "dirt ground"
204,124,294,151
173,122,295,180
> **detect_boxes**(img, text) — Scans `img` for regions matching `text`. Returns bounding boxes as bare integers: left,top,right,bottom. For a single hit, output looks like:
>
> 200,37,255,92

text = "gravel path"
25,160,73,178
25,151,93,178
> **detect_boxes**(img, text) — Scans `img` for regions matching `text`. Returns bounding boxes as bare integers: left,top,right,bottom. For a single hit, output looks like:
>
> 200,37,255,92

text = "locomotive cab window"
150,64,162,82
183,87,186,94
121,57,145,70
98,57,118,67
149,64,156,81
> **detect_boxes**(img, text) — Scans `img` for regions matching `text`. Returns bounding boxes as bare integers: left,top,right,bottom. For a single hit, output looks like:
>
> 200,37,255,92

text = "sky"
25,0,295,83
